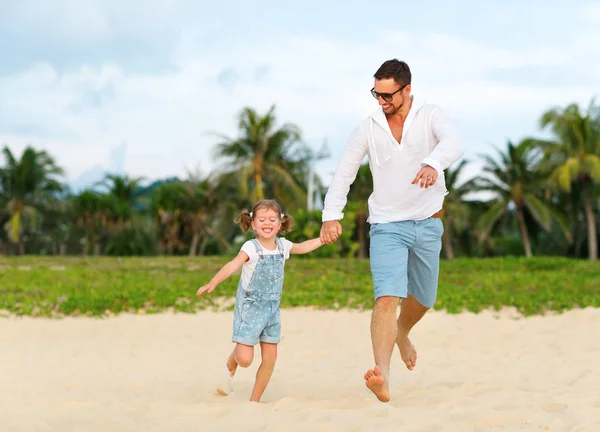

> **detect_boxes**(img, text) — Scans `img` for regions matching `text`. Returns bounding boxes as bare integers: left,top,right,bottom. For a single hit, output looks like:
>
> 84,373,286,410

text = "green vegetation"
1,256,598,318
0,100,599,260
0,99,598,319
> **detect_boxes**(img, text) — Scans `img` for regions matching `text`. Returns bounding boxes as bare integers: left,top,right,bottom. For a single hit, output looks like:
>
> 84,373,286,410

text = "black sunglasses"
370,84,407,102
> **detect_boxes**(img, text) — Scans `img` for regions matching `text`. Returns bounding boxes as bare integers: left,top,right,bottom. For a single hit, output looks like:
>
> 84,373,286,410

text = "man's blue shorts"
369,217,444,308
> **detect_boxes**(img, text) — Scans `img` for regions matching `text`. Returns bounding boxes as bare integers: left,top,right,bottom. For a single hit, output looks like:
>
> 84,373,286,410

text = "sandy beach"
2,307,599,431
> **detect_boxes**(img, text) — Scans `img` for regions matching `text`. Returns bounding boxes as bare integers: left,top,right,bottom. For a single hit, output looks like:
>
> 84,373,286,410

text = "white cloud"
6,2,111,41
1,2,599,190
3,0,186,42
581,2,600,20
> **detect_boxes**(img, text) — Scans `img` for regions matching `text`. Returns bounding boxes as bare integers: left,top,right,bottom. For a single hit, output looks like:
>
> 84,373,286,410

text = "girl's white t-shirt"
239,238,293,291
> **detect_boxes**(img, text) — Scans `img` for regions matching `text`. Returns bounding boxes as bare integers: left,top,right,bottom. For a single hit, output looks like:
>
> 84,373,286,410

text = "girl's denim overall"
232,238,285,345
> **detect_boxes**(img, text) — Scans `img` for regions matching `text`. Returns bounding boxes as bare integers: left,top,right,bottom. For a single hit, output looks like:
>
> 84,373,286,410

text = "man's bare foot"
364,366,390,402
226,352,238,377
397,334,417,370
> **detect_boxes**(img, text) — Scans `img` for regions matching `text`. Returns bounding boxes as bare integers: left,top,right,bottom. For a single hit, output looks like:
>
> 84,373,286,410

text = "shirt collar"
370,96,426,135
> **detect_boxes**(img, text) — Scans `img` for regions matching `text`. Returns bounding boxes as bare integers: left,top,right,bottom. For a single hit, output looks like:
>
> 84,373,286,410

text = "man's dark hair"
374,59,411,87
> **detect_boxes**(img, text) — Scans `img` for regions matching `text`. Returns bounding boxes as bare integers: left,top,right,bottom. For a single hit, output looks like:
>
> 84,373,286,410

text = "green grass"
0,256,598,318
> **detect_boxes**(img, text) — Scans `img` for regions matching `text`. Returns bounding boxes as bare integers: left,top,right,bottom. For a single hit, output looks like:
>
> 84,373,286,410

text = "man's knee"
403,292,434,312
374,296,400,313
403,294,431,312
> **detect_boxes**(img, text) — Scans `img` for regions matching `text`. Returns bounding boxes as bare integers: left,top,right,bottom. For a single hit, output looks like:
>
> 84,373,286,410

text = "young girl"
196,199,323,402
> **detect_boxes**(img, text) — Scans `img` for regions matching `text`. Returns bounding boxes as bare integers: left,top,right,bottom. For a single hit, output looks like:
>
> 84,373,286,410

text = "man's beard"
384,101,403,115
383,94,405,115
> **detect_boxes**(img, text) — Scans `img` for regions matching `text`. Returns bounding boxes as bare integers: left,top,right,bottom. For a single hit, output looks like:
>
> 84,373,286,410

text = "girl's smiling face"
251,208,281,241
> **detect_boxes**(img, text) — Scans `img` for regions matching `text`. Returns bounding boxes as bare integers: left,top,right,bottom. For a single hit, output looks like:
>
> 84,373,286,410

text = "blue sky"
1,0,599,191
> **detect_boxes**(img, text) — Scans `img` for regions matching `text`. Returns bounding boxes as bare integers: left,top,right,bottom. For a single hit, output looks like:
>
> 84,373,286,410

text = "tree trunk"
198,236,210,256
52,243,57,255
19,241,25,255
59,243,67,256
253,157,264,200
93,242,101,255
516,208,532,258
582,183,598,260
442,229,455,259
189,233,200,257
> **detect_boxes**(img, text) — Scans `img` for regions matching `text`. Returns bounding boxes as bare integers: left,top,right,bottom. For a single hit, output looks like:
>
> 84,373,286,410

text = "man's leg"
398,217,443,370
365,222,413,402
364,296,399,402
396,295,429,370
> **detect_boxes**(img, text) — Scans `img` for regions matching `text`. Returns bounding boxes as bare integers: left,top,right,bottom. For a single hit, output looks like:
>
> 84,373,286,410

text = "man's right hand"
320,220,342,244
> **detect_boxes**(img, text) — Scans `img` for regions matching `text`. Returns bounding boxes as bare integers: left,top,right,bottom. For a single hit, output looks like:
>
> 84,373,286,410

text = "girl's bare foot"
226,351,238,376
217,352,238,396
216,365,234,396
364,366,390,402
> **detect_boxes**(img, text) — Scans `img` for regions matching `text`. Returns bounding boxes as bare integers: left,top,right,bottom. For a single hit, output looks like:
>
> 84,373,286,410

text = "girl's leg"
227,343,254,376
249,342,278,402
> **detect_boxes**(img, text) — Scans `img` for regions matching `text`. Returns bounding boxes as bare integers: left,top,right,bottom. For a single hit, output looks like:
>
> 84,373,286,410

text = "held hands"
320,166,436,246
411,165,438,189
320,220,342,244
196,282,216,296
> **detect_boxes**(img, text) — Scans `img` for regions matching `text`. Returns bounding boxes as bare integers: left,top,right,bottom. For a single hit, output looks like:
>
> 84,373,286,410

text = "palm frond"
264,162,307,208
522,193,552,231
550,158,580,192
476,200,507,240
582,154,600,183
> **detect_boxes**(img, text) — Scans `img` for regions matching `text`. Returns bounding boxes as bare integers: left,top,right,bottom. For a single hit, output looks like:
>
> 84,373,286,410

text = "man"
320,59,463,402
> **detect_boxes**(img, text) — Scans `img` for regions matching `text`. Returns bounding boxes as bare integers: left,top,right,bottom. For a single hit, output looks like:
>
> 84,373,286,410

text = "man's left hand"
411,165,438,189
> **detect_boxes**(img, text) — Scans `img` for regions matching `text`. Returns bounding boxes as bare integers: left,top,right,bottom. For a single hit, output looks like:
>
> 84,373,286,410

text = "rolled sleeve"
322,209,345,222
421,157,443,176
421,106,464,174
322,123,368,222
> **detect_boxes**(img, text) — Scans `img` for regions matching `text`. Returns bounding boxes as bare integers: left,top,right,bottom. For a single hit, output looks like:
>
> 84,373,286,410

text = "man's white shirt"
322,97,464,223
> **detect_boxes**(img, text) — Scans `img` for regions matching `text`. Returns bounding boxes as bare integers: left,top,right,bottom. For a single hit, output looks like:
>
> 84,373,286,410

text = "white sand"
2,307,599,431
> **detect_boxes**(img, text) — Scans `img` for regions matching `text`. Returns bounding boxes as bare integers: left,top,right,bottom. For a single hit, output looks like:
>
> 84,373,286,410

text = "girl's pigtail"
280,213,294,233
236,210,253,233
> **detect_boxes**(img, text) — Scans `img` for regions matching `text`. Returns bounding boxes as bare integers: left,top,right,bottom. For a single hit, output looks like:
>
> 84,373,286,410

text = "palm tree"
538,99,600,260
441,160,477,259
179,171,232,256
0,146,64,254
43,191,72,255
96,174,146,247
71,190,109,255
0,196,9,254
98,174,144,208
150,181,187,255
212,105,308,210
475,139,571,257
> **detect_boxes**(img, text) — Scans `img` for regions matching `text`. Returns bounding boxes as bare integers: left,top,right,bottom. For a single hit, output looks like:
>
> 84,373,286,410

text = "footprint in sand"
272,396,303,411
203,406,231,419
540,402,568,413
439,381,463,389
493,402,523,411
